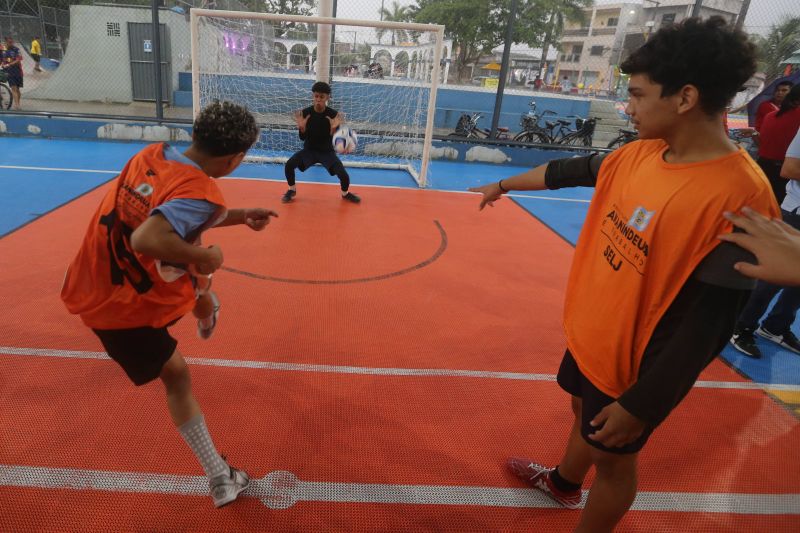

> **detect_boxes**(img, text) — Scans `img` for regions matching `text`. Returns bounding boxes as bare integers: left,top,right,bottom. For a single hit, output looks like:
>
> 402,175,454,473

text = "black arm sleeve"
544,152,608,189
617,268,751,427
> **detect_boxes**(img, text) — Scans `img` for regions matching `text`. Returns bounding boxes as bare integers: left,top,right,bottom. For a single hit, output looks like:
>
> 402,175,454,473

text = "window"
106,22,120,37
661,13,676,27
590,45,604,56
607,17,619,27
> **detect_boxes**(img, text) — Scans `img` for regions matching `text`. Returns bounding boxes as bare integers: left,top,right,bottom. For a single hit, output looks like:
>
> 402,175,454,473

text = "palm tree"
376,1,413,46
755,16,800,82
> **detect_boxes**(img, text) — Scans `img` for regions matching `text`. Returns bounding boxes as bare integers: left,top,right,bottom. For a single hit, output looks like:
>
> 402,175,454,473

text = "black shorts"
557,350,653,454
289,148,345,176
31,54,40,62
92,321,180,386
6,74,22,88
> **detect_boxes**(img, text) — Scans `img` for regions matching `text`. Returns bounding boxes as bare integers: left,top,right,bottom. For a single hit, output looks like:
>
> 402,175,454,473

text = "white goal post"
190,8,445,187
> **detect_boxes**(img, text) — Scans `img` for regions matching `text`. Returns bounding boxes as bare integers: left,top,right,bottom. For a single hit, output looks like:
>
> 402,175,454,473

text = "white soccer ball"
333,126,358,154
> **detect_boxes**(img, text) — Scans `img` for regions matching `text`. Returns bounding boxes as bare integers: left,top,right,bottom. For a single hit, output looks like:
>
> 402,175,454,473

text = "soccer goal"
190,8,445,187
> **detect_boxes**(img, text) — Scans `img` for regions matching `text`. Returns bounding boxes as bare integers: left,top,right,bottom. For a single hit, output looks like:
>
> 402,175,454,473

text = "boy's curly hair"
621,16,757,115
193,101,259,156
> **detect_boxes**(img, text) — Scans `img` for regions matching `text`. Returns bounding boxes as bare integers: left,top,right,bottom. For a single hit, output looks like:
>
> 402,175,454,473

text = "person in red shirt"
755,80,792,131
755,84,800,204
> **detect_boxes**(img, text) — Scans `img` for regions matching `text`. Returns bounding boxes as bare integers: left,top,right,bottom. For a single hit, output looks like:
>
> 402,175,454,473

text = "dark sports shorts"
289,148,345,176
557,349,653,454
31,54,40,62
92,320,180,386
6,74,23,88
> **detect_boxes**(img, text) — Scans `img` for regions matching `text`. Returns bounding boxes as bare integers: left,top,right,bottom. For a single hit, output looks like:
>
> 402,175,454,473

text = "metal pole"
317,0,332,83
735,0,751,31
329,0,337,82
490,0,517,139
151,0,164,120
690,0,703,18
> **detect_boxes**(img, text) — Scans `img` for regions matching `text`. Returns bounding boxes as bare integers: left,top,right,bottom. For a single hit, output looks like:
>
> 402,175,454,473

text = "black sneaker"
282,189,296,203
730,328,762,359
342,191,361,203
756,327,800,354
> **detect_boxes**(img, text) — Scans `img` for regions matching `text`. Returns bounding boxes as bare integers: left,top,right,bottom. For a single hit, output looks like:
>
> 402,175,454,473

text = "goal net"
190,9,445,187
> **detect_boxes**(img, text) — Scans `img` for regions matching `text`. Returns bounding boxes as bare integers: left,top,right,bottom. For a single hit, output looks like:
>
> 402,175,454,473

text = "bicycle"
559,116,600,147
606,127,638,149
513,104,576,144
449,112,511,140
0,70,12,110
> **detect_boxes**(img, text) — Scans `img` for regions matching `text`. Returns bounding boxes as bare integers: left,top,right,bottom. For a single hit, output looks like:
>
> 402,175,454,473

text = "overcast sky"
331,0,797,36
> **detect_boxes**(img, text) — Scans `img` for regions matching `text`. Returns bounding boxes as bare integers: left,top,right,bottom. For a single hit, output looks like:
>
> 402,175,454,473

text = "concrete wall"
28,5,191,103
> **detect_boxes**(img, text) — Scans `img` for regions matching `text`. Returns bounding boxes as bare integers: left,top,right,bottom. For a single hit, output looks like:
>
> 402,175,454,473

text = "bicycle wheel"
606,136,625,150
561,133,590,147
513,130,549,144
0,83,11,110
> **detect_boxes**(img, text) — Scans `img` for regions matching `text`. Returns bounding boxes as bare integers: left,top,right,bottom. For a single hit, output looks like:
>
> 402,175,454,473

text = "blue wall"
174,72,591,131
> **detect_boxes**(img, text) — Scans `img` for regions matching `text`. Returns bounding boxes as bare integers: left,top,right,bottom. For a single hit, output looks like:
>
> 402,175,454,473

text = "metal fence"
0,0,798,141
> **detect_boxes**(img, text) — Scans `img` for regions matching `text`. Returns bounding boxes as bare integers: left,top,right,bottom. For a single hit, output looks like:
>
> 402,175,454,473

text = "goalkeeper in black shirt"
282,81,361,204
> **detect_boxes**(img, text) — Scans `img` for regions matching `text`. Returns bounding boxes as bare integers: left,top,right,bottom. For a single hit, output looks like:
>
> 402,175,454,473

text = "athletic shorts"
290,148,345,176
92,319,180,386
31,54,40,62
557,349,653,454
6,74,22,88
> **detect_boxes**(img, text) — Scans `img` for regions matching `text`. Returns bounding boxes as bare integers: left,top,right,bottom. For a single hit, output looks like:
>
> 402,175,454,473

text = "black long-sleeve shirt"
299,105,338,152
545,153,755,426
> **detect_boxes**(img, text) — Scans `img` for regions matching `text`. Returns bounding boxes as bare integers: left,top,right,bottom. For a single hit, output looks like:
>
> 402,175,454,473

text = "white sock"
289,186,296,191
341,190,348,196
178,414,228,478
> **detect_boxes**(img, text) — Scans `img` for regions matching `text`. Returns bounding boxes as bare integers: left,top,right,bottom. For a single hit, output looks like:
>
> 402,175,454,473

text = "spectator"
1,36,23,110
755,84,800,204
533,76,543,90
30,36,42,72
755,80,793,132
561,76,572,92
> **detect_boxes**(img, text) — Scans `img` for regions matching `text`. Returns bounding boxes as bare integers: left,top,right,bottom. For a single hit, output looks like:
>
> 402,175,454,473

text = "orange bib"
61,144,226,329
564,140,779,397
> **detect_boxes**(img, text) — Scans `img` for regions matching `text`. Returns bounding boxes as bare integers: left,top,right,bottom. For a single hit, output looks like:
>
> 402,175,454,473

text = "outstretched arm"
214,208,279,231
469,152,607,210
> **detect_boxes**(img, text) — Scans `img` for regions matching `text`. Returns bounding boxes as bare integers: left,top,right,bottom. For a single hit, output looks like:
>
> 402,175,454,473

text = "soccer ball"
333,126,358,154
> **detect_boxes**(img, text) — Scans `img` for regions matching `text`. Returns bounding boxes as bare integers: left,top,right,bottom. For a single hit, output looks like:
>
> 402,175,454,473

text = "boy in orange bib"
61,101,278,508
471,17,779,531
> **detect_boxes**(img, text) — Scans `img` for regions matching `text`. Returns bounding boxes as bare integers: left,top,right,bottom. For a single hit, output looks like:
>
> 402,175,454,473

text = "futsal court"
1,137,799,531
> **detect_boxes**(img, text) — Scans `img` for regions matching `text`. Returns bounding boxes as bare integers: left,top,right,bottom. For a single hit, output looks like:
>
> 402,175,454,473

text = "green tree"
376,1,414,46
411,0,591,82
754,16,800,82
264,0,316,39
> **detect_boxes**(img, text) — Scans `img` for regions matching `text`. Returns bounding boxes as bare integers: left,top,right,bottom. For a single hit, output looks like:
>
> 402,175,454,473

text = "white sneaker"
209,464,250,508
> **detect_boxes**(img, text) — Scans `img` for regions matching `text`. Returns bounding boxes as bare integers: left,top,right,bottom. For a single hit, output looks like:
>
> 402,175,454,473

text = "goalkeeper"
282,81,361,204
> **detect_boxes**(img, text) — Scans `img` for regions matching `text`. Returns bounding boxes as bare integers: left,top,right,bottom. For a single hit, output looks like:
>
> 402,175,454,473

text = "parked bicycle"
450,112,511,140
514,102,597,146
0,71,12,110
606,127,638,149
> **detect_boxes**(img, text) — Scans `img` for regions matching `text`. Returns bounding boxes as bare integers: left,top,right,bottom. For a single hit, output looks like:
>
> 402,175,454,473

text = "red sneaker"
507,457,583,509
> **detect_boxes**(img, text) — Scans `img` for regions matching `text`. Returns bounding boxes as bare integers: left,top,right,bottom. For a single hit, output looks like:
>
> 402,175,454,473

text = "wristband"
498,180,508,193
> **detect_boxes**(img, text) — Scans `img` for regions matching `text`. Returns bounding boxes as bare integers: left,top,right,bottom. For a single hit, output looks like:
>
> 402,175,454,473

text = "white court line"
0,464,797,514
2,346,799,392
0,164,591,203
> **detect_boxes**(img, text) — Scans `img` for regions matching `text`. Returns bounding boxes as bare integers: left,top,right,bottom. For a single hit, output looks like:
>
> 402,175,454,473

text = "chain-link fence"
0,0,798,137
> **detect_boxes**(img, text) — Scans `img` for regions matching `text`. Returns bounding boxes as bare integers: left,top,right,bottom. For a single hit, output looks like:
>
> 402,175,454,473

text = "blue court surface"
1,136,798,391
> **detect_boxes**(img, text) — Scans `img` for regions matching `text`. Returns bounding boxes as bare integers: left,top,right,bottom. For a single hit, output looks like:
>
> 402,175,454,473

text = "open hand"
243,207,279,231
294,110,309,131
587,402,647,448
719,207,800,285
328,113,344,133
468,182,505,210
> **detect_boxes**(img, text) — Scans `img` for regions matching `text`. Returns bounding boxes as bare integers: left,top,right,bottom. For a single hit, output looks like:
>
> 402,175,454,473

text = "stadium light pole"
490,0,518,139
735,0,751,30
690,0,704,18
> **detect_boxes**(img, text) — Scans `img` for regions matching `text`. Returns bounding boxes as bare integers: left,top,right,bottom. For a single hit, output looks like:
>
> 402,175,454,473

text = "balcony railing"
592,27,618,36
559,53,582,63
563,28,590,37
